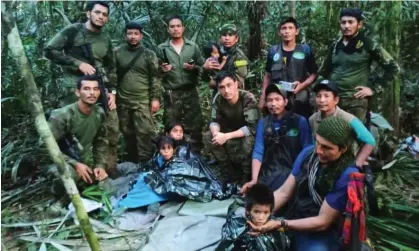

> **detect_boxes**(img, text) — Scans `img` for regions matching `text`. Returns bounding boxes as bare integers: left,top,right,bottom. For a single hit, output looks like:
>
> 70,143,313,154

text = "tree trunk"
1,3,101,251
247,1,267,61
287,1,296,18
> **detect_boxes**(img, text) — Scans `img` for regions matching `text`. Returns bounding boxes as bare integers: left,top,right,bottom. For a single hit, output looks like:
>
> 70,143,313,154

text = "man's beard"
90,19,103,30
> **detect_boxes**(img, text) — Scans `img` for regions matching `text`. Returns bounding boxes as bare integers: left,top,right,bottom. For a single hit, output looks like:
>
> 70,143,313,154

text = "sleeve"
318,43,334,80
48,111,78,166
305,45,318,74
368,37,400,87
265,47,274,73
299,116,313,148
233,52,249,87
194,44,205,67
103,39,117,90
243,93,261,136
44,25,83,71
325,167,359,212
149,51,163,101
290,145,314,176
92,115,109,169
349,118,376,146
210,95,220,123
252,119,265,162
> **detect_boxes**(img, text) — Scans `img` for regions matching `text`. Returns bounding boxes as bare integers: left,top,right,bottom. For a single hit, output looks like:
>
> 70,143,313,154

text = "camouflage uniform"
156,38,205,152
47,102,108,190
219,24,249,89
44,23,119,171
319,31,399,121
114,44,161,162
204,90,260,184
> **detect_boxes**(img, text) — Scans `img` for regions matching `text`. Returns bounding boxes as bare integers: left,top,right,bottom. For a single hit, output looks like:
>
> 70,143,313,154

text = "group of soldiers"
44,1,398,194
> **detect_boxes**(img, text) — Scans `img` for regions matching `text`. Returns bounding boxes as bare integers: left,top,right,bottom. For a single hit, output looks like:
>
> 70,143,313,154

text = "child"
203,41,227,90
156,136,176,167
245,183,274,227
165,121,185,142
216,184,289,251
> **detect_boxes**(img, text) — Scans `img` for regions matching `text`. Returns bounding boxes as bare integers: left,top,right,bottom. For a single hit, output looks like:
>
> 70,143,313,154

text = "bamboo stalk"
1,3,101,250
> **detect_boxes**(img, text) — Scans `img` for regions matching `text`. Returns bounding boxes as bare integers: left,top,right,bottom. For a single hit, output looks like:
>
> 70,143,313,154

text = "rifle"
57,134,83,161
79,44,109,113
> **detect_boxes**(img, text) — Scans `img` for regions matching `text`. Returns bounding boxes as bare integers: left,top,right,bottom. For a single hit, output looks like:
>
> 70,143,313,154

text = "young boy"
217,184,289,251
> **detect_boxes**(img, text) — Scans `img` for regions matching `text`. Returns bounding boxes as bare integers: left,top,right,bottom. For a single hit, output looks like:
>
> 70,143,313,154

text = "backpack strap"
117,46,145,83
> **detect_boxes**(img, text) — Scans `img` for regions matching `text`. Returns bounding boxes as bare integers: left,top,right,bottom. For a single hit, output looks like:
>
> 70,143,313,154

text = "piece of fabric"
342,172,367,249
179,198,235,217
142,215,225,251
145,149,228,202
292,230,340,251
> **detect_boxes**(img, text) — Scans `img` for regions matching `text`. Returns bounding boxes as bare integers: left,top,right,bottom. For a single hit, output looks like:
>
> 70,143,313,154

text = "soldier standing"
319,8,399,121
114,22,161,163
156,15,205,152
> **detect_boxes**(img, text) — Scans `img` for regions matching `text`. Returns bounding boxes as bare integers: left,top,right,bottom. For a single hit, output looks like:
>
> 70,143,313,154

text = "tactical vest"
270,44,309,83
259,113,302,180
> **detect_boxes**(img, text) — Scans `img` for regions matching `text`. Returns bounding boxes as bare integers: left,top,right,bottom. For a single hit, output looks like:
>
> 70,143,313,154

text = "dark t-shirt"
265,45,318,76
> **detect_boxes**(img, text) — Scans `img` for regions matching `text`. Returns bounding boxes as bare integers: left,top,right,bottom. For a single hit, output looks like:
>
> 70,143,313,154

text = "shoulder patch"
234,60,248,67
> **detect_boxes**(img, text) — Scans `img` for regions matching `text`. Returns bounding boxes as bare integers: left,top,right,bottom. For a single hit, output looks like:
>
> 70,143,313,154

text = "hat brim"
313,83,338,94
265,84,287,99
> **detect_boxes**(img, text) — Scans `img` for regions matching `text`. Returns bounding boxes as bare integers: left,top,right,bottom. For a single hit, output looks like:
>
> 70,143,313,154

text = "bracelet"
280,219,288,230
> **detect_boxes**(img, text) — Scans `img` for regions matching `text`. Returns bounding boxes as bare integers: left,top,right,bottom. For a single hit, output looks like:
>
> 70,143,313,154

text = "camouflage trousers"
339,97,369,122
203,131,253,185
58,86,120,173
163,88,203,152
118,101,155,162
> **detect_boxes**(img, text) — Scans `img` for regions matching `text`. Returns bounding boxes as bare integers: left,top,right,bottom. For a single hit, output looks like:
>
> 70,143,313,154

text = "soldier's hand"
93,168,108,181
292,81,303,94
183,63,195,71
79,62,96,75
150,100,160,114
75,162,93,184
241,180,257,195
354,86,373,99
212,132,229,146
107,93,116,110
161,63,173,72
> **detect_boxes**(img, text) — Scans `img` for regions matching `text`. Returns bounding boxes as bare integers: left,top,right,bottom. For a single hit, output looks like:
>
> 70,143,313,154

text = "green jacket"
44,23,117,91
220,45,249,88
156,38,204,90
48,102,108,169
319,32,399,99
114,44,162,103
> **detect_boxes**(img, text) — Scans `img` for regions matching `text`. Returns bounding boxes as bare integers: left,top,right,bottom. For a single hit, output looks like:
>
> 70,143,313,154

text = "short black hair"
215,71,237,85
340,8,363,22
156,136,176,150
125,21,143,33
203,41,220,59
279,17,298,29
165,121,185,134
245,184,275,211
86,1,110,12
167,15,183,26
77,75,100,89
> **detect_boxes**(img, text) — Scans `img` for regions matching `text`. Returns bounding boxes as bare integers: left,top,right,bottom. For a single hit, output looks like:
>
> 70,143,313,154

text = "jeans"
293,230,340,251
